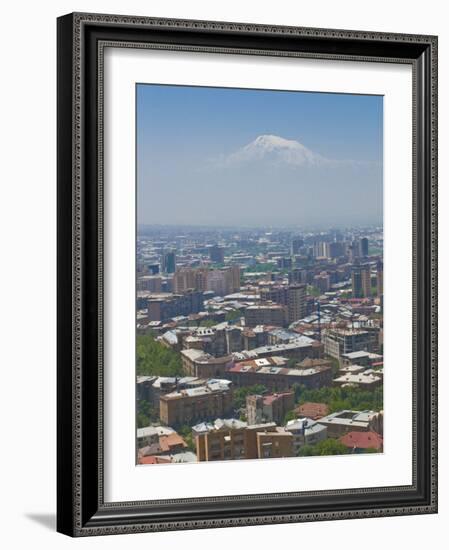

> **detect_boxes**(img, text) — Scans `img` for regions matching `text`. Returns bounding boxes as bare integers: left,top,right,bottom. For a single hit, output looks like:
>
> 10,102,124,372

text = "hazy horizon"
137,84,383,227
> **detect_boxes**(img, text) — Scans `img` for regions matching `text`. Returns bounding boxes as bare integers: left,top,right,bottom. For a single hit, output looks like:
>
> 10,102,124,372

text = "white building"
284,418,328,453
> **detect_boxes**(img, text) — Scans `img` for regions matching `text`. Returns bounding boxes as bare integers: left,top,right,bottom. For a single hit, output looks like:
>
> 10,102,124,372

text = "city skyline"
137,84,383,228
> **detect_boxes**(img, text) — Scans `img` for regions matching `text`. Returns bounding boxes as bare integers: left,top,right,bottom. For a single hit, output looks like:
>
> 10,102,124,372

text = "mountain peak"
231,134,324,166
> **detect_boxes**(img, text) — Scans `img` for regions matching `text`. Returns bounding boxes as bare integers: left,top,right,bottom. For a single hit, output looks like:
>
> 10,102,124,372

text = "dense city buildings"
228,357,333,391
172,265,240,296
136,224,383,464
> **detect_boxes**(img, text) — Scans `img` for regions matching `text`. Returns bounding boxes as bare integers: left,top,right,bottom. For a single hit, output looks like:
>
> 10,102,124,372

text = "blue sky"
137,84,383,228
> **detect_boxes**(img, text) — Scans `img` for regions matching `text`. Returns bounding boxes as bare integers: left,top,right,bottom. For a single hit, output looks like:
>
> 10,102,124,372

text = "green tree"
297,444,315,457
137,399,157,428
294,384,383,414
297,439,348,457
314,439,348,455
136,335,183,377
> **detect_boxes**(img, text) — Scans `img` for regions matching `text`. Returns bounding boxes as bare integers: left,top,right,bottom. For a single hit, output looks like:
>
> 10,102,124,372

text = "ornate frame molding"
57,12,438,537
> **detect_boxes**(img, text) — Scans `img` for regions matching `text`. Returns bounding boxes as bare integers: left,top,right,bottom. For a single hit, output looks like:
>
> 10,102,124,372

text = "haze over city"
137,84,383,228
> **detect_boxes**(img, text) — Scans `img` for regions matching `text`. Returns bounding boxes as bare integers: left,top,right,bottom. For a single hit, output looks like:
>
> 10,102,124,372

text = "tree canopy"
136,335,183,377
297,439,349,457
137,399,158,428
292,383,383,413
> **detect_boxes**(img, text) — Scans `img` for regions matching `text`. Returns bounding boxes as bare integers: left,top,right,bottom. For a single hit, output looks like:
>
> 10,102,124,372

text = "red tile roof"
159,433,188,453
138,456,172,465
295,402,330,420
339,431,383,450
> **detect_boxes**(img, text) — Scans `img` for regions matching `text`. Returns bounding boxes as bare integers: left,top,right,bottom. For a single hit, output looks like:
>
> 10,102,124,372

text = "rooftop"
295,402,330,419
285,418,327,435
318,410,378,427
161,379,232,400
138,456,172,465
341,350,371,359
137,425,175,439
192,418,248,434
334,373,382,385
340,430,383,450
159,433,188,452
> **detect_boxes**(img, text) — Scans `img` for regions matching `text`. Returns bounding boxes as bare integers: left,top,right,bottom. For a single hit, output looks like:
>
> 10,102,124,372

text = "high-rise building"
313,272,331,293
173,267,196,293
291,237,304,256
376,260,383,297
348,239,362,261
328,241,346,259
161,251,176,274
361,266,372,297
287,284,307,323
351,266,363,298
351,265,371,298
229,265,241,293
288,269,307,285
313,241,329,258
209,245,225,264
360,237,369,257
207,269,230,296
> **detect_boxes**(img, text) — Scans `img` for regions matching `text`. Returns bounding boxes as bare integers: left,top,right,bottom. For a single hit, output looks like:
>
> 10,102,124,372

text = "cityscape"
136,85,383,465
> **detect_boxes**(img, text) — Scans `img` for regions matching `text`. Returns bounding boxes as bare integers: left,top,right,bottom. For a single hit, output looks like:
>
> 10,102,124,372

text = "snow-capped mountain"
227,134,327,166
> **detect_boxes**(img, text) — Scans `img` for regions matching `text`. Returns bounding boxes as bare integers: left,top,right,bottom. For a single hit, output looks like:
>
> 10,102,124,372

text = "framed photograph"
57,12,438,536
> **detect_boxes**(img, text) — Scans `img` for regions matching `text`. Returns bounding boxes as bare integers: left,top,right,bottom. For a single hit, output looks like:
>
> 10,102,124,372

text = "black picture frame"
57,12,438,537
